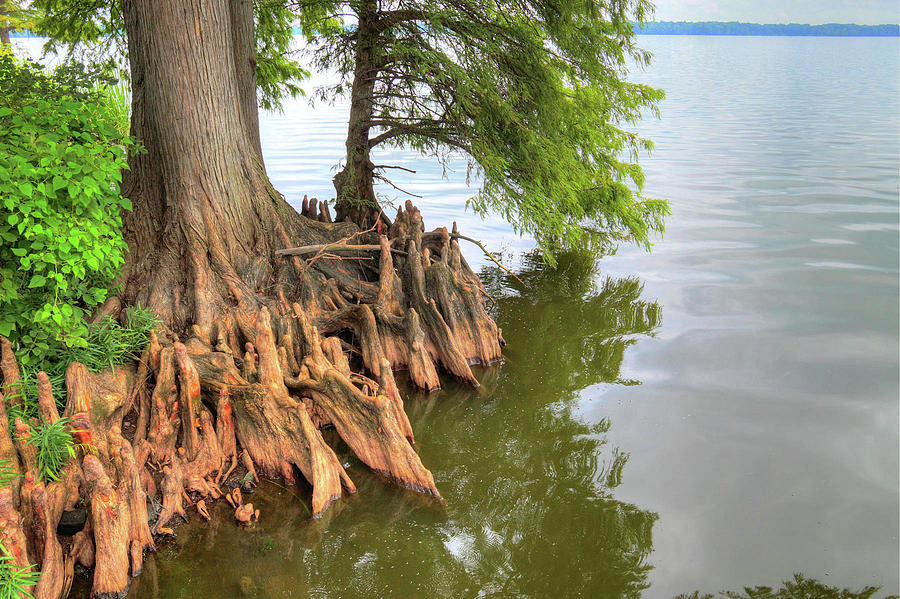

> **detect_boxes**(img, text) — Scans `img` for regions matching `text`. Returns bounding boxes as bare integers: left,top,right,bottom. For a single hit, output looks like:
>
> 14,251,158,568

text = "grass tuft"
0,543,40,599
25,417,77,482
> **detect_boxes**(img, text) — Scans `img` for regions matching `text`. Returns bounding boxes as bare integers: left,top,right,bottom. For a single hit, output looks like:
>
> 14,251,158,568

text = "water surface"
70,35,898,597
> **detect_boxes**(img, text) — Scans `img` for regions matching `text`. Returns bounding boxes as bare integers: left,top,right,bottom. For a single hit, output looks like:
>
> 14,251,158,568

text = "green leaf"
28,275,46,288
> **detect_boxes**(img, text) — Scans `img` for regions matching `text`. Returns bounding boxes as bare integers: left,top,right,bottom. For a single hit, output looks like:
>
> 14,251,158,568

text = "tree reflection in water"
118,250,664,599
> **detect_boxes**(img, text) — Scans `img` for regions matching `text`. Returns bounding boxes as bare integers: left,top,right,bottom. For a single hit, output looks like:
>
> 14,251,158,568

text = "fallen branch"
289,221,380,274
276,244,406,257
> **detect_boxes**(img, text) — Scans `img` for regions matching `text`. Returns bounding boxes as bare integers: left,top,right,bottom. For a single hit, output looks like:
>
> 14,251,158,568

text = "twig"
447,233,527,288
373,164,417,174
275,244,406,257
288,220,380,274
374,173,423,198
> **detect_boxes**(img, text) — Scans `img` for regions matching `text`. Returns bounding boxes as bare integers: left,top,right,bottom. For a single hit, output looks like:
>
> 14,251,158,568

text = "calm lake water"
53,34,900,597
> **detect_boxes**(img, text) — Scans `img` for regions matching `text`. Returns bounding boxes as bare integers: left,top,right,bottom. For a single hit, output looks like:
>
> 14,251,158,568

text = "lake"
54,34,899,597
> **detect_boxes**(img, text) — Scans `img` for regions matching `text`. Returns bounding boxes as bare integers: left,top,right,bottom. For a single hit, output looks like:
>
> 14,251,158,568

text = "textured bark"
121,0,301,334
333,0,382,227
0,487,31,570
0,337,22,408
0,391,23,503
31,483,64,599
83,455,130,599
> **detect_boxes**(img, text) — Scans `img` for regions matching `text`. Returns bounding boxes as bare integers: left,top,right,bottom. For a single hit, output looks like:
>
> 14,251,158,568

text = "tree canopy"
310,0,668,258
30,0,313,111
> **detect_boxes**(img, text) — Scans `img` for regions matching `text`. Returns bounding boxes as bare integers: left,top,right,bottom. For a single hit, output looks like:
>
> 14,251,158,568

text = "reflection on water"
57,34,898,596
110,251,663,599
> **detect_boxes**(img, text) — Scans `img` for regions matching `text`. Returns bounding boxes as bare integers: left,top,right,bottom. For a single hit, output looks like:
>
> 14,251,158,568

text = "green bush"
0,47,133,369
675,573,892,599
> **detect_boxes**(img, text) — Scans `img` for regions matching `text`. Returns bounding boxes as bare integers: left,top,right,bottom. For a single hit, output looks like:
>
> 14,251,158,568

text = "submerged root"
0,202,503,597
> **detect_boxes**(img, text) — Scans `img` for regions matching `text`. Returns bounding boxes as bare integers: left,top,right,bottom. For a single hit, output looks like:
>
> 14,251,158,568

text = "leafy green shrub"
25,416,76,482
0,47,133,369
676,573,892,599
0,544,40,599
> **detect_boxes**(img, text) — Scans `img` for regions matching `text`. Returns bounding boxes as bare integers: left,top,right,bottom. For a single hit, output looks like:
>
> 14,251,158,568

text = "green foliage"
309,0,669,261
255,2,309,111
0,1,36,40
8,306,157,423
25,416,76,482
0,544,39,599
676,574,894,599
0,48,133,368
29,0,125,62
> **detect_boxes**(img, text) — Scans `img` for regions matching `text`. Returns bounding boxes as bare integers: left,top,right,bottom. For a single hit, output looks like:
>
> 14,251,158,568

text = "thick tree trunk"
121,0,280,333
0,0,504,596
333,0,382,228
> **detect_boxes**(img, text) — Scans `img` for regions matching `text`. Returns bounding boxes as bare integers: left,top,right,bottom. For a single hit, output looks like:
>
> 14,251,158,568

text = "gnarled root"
83,455,130,599
0,202,503,596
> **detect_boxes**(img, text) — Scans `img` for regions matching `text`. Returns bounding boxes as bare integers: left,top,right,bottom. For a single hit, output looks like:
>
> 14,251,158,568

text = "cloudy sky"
651,0,899,24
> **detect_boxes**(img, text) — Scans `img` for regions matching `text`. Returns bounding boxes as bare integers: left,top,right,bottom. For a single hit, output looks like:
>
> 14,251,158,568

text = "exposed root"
0,202,503,596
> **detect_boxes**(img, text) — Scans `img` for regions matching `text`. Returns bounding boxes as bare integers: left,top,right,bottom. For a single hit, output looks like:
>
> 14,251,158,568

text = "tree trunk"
0,1,504,596
0,0,11,46
333,0,381,227
229,0,264,162
121,0,280,333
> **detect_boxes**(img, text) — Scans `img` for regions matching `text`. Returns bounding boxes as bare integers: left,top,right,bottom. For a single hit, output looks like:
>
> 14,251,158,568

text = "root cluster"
0,202,503,598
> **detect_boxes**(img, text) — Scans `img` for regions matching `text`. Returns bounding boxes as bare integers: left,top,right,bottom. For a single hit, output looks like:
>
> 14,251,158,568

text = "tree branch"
369,128,401,147
373,9,426,33
373,164,416,174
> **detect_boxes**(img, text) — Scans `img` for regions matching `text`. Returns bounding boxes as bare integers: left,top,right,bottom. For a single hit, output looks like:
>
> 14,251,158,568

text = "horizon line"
643,20,899,27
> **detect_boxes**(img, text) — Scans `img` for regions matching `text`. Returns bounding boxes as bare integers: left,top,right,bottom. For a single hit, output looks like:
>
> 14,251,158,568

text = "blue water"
260,35,899,595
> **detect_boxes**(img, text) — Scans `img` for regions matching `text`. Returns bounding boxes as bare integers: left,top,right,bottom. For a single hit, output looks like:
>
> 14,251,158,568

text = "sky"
651,0,900,25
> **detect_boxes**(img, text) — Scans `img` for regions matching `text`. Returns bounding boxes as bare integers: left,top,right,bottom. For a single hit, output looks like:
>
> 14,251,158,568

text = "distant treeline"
638,21,899,37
